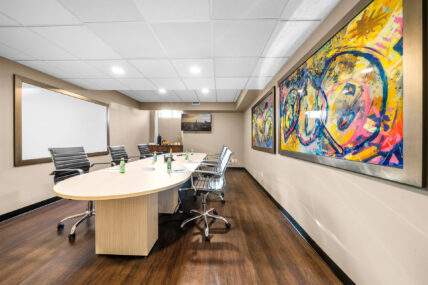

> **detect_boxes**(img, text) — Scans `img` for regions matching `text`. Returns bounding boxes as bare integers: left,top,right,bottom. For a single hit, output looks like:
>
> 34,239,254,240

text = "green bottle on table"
169,148,173,156
153,151,157,163
167,156,172,171
191,148,194,156
119,157,125,174
185,151,189,160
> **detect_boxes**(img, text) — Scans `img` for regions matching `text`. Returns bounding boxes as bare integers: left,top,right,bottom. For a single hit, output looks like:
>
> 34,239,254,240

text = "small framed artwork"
252,86,275,154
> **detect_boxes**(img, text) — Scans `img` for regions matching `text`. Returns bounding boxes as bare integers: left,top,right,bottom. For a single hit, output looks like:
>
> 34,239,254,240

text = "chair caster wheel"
205,235,211,241
221,192,224,197
213,210,218,215
226,223,231,228
221,200,226,204
68,233,75,240
193,195,197,201
57,223,64,231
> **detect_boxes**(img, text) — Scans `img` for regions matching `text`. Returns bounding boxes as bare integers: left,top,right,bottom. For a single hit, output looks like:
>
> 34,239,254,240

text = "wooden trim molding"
251,86,276,154
13,75,110,167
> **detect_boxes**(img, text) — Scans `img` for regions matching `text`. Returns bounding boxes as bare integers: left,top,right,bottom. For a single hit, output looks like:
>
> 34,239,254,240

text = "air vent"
192,101,200,105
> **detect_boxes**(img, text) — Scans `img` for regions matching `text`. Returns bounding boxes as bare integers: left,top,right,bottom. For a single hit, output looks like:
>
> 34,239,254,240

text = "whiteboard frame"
14,75,110,166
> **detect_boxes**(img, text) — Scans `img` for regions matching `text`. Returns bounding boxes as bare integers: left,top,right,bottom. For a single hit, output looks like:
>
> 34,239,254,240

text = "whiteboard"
20,82,108,161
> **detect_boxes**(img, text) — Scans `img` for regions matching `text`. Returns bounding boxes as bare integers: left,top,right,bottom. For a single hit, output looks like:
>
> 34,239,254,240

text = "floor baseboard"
0,197,62,223
243,168,355,285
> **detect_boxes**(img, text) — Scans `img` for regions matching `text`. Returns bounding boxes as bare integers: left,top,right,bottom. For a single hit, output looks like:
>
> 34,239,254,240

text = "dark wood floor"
0,170,340,285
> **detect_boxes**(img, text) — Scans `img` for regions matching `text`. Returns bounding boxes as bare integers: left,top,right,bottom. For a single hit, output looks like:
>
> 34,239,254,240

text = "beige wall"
243,0,428,284
155,113,244,167
0,57,150,215
182,113,244,167
158,117,181,143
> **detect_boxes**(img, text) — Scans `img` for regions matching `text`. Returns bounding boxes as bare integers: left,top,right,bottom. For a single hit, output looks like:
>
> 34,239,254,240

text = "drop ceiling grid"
0,0,341,102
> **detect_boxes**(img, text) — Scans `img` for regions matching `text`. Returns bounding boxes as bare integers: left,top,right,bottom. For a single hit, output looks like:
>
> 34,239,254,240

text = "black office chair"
108,145,139,166
49,147,110,240
137,144,153,159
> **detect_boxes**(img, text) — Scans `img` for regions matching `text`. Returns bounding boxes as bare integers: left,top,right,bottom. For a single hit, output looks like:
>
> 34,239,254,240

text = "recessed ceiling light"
189,65,201,75
111,66,125,75
201,88,209,94
158,88,167,94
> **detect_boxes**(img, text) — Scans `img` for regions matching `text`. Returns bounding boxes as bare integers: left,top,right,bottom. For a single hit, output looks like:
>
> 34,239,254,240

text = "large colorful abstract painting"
252,87,275,153
279,0,403,169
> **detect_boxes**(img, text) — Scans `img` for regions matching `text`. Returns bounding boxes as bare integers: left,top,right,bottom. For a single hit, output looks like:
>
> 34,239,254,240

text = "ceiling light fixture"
201,88,209,94
158,88,167,94
111,66,125,75
189,65,201,75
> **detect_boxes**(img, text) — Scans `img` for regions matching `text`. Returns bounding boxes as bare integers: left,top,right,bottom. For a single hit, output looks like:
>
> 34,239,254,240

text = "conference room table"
54,152,207,256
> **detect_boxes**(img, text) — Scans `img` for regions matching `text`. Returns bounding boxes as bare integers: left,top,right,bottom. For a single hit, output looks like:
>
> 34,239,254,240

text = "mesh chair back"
218,149,232,175
109,145,129,165
137,144,151,159
49,147,90,184
219,145,227,160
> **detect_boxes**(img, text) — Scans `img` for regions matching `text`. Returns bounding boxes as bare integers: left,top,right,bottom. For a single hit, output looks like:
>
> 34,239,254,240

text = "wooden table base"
95,193,158,256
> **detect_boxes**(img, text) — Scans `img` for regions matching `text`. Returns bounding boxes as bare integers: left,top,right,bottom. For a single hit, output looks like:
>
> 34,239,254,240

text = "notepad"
141,167,155,171
169,169,188,173
105,168,120,172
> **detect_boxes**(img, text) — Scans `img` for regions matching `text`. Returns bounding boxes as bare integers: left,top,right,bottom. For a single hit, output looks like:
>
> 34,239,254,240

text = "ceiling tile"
182,78,215,89
130,59,178,78
134,0,210,22
63,78,95,89
83,78,125,90
151,78,186,90
0,0,80,26
120,90,162,102
174,90,199,102
281,0,340,20
212,0,286,19
263,20,319,57
216,90,238,102
214,20,277,57
252,57,288,77
152,22,212,58
172,59,213,77
59,0,142,22
87,60,143,78
18,60,69,78
31,26,120,60
0,28,76,60
0,12,19,26
215,77,248,89
246,77,272,89
215,57,258,77
87,22,166,58
196,90,216,102
0,43,34,60
159,93,182,102
118,78,156,90
44,60,109,78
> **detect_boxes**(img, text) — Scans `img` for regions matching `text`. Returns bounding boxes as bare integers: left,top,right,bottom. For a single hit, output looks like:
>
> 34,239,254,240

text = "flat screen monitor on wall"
181,113,212,131
14,75,109,166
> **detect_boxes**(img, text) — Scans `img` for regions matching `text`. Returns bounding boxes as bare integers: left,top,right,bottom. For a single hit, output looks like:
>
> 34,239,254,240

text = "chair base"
180,193,230,241
57,201,94,240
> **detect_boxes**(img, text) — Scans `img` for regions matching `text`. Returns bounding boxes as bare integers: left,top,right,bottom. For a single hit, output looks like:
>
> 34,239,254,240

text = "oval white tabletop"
53,153,206,201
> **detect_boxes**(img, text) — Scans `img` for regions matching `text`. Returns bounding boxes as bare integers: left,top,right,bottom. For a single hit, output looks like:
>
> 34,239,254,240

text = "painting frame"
276,0,425,187
252,86,276,154
181,113,212,132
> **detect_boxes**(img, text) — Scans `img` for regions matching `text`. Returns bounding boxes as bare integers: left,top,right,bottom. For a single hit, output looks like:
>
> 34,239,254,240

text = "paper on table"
105,168,120,172
141,167,155,171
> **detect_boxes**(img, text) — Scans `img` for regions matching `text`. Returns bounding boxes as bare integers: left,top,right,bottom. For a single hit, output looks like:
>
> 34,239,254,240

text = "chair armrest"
50,169,84,175
200,161,219,165
90,162,112,168
193,169,220,177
